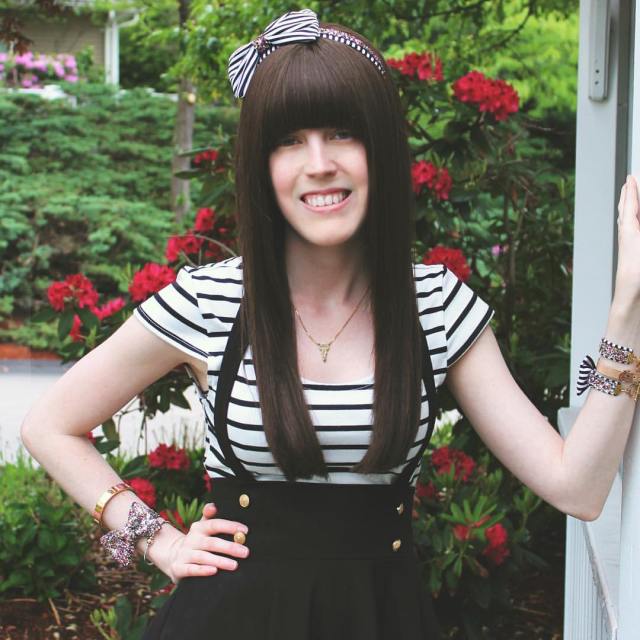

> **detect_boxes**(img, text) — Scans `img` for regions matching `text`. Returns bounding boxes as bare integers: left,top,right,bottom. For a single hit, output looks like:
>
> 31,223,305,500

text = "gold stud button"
392,538,402,551
233,531,246,544
239,493,250,508
396,503,404,515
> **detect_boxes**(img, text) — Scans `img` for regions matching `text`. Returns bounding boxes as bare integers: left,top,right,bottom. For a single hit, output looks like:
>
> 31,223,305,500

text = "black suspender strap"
396,325,439,486
213,301,255,482
215,299,439,485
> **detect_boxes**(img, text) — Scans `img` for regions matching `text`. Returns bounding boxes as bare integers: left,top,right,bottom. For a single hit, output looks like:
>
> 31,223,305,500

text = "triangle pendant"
318,344,331,363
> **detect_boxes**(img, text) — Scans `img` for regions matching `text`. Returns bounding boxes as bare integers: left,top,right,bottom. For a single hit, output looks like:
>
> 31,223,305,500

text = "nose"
304,135,337,176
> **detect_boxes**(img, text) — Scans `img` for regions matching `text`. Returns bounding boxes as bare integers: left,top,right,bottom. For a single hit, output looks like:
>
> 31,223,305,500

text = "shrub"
0,452,96,601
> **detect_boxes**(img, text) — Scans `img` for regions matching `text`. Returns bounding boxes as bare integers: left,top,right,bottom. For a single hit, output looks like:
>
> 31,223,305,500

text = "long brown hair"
234,23,423,481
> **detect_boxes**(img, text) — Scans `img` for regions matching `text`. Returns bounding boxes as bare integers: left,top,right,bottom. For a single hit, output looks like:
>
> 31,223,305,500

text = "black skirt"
141,478,443,639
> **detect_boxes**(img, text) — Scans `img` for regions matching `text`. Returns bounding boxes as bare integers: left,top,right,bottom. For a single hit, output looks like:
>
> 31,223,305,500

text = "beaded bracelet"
577,355,640,401
599,338,640,367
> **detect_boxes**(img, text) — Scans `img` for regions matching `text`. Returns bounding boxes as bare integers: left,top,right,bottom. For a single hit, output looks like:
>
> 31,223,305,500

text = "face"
268,127,369,250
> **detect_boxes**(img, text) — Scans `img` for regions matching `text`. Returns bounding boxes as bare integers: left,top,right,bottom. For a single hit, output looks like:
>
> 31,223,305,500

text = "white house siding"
20,14,105,67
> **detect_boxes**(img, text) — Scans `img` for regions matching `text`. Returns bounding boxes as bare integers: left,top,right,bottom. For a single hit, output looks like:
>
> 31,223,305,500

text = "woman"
20,9,640,640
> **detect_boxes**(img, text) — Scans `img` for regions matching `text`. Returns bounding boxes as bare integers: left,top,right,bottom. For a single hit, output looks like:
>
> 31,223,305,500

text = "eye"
276,134,299,147
332,129,353,140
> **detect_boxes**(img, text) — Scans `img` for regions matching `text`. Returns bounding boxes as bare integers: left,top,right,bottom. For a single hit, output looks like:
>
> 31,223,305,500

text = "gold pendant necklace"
294,286,370,363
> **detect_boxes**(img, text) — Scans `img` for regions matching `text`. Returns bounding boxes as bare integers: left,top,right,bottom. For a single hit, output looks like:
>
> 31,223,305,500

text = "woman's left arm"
446,175,640,522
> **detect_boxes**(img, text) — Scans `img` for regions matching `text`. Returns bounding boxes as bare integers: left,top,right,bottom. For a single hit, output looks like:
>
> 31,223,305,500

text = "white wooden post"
104,10,119,86
617,3,640,637
561,0,632,637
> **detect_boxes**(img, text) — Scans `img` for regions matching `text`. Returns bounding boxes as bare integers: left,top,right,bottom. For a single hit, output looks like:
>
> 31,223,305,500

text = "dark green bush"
0,453,97,602
0,83,237,324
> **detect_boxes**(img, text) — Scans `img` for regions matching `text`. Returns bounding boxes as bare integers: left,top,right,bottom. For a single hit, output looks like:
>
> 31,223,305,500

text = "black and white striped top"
133,255,494,486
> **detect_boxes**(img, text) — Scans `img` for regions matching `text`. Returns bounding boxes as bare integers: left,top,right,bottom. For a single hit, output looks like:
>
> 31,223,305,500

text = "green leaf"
30,307,57,322
57,309,75,341
102,418,118,441
173,169,203,179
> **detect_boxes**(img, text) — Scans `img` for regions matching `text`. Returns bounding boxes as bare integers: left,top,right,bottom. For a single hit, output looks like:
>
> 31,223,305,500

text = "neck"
284,231,370,310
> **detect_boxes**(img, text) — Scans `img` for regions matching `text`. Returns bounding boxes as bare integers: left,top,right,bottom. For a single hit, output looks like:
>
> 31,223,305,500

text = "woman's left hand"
614,175,640,306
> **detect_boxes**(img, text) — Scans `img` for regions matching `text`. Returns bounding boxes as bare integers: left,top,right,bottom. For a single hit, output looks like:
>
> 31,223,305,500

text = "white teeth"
303,190,349,207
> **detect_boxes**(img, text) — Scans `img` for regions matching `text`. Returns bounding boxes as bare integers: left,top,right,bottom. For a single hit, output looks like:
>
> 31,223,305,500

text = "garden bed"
0,521,564,640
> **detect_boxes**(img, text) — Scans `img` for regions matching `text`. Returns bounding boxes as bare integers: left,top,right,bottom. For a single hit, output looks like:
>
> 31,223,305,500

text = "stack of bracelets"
577,338,640,401
92,481,170,567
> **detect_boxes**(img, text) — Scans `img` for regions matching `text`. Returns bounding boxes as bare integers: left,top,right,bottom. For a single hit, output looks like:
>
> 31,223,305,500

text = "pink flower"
491,244,502,257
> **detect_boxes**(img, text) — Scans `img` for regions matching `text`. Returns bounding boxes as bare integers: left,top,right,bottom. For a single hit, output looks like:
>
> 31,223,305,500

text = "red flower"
129,263,176,302
65,274,100,309
387,51,444,82
159,508,188,533
129,477,157,509
411,161,452,200
422,246,472,282
193,149,219,166
92,297,125,321
47,281,72,311
430,445,476,482
415,480,436,500
452,71,519,121
47,274,99,311
148,443,190,471
69,314,83,342
194,207,215,232
86,430,96,443
203,472,213,493
482,523,510,565
165,233,204,263
453,524,471,541
203,243,224,261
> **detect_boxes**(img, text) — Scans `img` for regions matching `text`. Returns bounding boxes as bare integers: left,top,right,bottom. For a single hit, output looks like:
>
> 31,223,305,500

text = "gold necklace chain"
294,287,370,363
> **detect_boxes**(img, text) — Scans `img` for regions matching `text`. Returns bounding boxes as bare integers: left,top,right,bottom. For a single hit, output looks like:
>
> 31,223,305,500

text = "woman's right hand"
164,503,250,584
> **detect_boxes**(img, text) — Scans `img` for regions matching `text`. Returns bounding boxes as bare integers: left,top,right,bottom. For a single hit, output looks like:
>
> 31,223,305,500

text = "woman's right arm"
20,315,249,582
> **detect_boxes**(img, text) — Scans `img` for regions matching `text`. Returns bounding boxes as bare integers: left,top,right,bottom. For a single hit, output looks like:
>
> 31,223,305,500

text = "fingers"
193,516,249,536
200,502,217,520
200,533,250,559
618,175,639,227
170,506,251,582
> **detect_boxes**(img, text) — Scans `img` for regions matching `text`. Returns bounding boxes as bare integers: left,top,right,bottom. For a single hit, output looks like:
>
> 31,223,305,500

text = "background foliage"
1,1,578,637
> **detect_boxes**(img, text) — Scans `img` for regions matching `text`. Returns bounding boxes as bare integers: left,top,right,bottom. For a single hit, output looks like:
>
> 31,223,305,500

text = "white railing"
559,408,620,640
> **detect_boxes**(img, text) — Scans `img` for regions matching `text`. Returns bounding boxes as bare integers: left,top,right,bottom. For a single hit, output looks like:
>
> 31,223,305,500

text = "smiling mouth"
300,190,352,208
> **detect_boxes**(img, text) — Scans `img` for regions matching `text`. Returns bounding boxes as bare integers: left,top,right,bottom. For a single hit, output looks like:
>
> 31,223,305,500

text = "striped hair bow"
228,9,319,99
227,8,385,99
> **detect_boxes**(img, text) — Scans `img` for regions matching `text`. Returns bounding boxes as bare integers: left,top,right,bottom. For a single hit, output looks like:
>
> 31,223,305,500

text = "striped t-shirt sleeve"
133,266,209,363
442,266,494,367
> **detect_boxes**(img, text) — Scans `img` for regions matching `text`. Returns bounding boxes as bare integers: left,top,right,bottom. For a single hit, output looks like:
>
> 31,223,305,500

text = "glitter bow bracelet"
100,501,167,567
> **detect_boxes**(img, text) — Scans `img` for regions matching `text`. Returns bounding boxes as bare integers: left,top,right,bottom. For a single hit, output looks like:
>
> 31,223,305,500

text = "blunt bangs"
249,37,380,155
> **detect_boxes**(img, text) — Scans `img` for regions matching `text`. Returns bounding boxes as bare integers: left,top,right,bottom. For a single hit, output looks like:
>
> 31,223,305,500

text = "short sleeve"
133,266,209,363
442,266,494,367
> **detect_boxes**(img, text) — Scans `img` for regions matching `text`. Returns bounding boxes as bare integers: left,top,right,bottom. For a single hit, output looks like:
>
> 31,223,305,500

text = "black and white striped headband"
228,8,385,99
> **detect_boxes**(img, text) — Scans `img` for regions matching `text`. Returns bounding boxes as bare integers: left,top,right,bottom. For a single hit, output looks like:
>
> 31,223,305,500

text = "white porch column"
561,0,632,637
618,2,640,637
104,10,119,86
